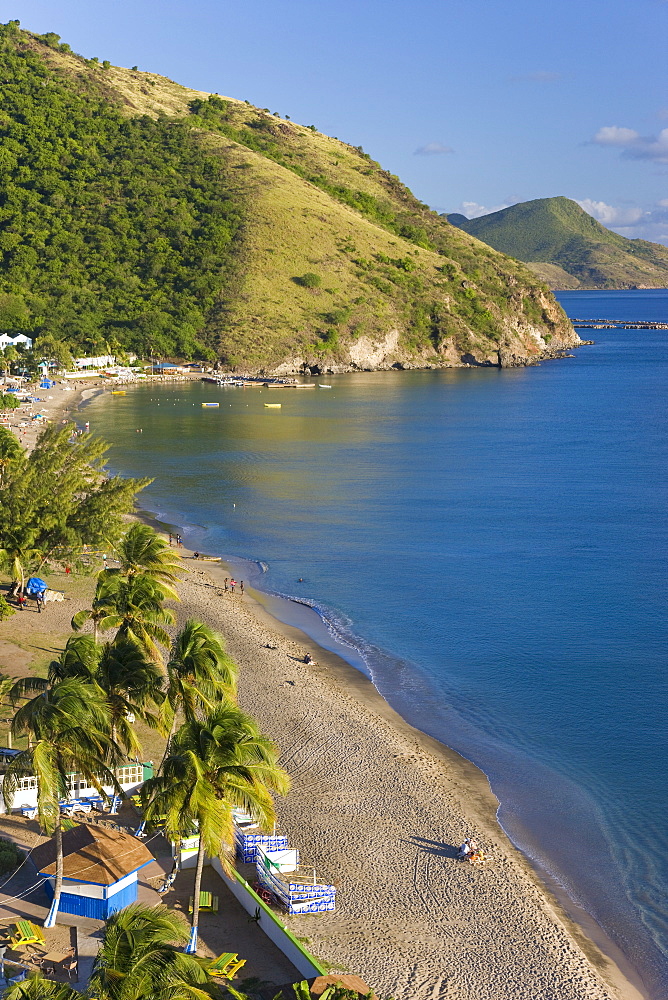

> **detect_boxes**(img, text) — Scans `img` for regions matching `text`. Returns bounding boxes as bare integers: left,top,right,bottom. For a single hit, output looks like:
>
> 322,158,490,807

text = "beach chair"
11,921,45,949
224,958,246,979
188,891,218,913
206,951,240,979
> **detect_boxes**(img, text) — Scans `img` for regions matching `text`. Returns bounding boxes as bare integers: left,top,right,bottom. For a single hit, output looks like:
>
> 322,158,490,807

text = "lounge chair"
188,891,218,913
207,952,246,979
11,921,45,949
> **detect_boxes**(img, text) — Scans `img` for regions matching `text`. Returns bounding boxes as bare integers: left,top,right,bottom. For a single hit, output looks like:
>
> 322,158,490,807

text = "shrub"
296,272,322,289
0,839,22,875
0,594,15,620
0,394,20,410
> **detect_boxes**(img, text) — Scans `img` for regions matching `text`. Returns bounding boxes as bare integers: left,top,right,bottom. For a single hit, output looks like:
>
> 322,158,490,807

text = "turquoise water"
88,289,668,997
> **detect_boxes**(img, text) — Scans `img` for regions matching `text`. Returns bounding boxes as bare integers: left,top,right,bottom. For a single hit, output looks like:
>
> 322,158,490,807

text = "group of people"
457,837,486,863
168,533,183,547
223,578,243,595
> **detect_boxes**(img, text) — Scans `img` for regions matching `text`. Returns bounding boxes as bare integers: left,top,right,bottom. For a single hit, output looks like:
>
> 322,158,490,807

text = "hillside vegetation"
448,197,668,290
0,21,578,370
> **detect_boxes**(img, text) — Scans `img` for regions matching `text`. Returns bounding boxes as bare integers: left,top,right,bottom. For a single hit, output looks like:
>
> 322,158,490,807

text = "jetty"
571,318,668,330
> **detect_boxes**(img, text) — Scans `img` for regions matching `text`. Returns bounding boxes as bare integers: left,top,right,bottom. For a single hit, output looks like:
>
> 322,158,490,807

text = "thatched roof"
32,824,153,885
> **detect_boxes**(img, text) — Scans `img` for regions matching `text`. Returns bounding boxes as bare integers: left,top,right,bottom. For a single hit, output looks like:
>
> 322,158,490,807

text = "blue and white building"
31,824,154,920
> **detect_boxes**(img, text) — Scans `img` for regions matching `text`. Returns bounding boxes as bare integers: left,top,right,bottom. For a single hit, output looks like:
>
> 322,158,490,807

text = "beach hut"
31,824,154,919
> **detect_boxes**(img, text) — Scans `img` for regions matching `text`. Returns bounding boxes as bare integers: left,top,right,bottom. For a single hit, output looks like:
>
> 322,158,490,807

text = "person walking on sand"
230,579,236,593
240,580,244,595
224,578,228,592
168,533,174,546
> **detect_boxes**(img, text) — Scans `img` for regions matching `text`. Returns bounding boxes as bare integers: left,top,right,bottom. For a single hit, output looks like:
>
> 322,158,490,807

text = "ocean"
87,288,668,998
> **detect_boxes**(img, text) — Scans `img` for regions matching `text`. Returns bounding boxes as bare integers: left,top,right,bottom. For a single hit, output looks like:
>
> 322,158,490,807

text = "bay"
87,289,668,997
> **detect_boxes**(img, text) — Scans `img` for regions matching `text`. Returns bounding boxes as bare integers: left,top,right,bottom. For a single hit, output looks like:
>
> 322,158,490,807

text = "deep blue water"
88,289,668,997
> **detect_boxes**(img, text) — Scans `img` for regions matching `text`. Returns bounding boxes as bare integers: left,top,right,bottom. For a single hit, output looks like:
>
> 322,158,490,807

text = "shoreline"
129,494,646,1000
77,378,647,1000
9,375,645,997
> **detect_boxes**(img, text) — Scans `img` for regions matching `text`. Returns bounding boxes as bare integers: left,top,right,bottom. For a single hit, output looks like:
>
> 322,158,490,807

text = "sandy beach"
0,379,648,1000
171,554,644,1000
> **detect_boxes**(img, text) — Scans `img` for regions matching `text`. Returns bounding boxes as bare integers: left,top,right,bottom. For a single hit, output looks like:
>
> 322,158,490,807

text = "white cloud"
459,200,515,218
576,198,668,246
593,126,640,146
592,125,668,163
576,199,644,226
414,142,454,156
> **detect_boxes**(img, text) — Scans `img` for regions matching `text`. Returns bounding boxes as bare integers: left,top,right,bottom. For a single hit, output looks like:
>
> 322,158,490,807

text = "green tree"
162,619,238,748
108,523,181,599
42,634,164,755
2,975,79,1000
0,425,148,589
88,903,218,1000
142,706,290,953
1,344,18,375
86,574,175,664
3,678,121,927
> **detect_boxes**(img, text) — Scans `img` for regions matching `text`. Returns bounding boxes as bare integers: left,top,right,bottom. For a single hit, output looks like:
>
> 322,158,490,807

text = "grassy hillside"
448,197,668,289
0,21,578,370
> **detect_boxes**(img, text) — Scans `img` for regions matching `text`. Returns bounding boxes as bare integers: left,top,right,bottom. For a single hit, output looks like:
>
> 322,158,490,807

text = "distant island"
0,21,579,373
447,196,668,290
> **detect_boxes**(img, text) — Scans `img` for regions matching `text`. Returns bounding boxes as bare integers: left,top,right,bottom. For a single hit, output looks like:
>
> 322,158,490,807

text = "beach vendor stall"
31,824,154,919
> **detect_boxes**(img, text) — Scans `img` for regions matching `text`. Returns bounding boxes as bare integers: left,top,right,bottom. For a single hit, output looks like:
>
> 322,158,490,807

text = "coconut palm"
19,634,164,755
3,678,121,927
71,582,113,643
162,619,238,748
88,902,218,1000
85,574,175,663
109,523,182,599
2,974,79,1000
142,705,290,954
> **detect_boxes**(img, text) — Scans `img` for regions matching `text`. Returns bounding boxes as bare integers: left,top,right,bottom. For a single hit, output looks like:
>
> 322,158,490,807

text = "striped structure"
255,846,336,915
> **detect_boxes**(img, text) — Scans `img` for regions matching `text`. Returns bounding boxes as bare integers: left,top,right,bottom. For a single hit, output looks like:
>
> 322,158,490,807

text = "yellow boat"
111,390,126,395
264,403,282,408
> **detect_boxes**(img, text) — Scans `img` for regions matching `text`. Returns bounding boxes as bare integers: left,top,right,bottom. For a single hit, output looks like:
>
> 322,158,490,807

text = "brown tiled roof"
32,824,153,885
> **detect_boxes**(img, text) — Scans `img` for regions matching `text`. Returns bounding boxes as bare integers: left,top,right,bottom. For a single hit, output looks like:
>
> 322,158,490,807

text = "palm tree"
85,574,175,663
88,902,218,1000
2,974,79,999
94,638,164,753
162,620,238,749
142,706,290,954
18,634,164,756
109,523,182,599
3,678,122,927
71,583,113,643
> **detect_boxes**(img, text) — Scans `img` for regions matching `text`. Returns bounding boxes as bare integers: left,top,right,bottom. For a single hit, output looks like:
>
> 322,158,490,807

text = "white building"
74,355,115,369
0,333,32,351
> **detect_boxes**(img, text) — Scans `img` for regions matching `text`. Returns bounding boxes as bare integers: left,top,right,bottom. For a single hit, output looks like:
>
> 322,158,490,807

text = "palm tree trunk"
186,835,206,954
44,820,63,927
157,713,178,774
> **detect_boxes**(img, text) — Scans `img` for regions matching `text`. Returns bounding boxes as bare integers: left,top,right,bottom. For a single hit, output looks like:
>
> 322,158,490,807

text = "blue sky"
17,0,668,244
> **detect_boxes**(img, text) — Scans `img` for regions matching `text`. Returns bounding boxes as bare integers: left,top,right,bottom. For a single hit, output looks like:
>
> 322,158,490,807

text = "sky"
16,0,668,244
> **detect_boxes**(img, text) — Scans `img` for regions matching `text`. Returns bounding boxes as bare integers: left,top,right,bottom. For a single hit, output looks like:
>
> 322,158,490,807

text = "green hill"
447,197,668,290
0,21,578,371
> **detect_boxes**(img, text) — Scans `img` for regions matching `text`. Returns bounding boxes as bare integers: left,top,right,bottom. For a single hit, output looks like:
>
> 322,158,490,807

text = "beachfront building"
73,354,115,369
0,333,32,350
0,753,153,814
31,824,154,919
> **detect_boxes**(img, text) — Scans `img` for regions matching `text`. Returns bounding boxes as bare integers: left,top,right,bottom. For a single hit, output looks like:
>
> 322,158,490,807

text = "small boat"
264,403,282,408
201,402,219,408
318,384,332,388
111,390,126,395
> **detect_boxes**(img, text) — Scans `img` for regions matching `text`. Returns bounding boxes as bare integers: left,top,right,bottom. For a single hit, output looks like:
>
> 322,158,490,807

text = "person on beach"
193,552,199,560
176,534,183,547
16,591,26,611
230,579,236,593
224,578,228,591
168,533,174,546
240,580,244,595
457,839,472,860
